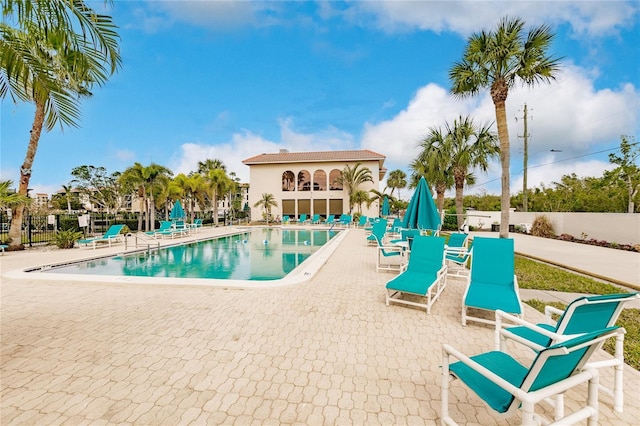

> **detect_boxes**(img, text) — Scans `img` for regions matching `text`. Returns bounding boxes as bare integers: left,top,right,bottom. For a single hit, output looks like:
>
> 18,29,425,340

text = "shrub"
54,229,84,249
530,215,554,238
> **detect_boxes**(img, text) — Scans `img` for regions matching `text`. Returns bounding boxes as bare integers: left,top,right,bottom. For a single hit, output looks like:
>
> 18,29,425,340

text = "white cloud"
347,0,639,37
115,149,135,162
361,65,638,195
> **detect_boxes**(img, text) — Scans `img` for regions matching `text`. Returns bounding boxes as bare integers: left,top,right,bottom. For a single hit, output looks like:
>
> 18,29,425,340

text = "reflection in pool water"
48,228,338,281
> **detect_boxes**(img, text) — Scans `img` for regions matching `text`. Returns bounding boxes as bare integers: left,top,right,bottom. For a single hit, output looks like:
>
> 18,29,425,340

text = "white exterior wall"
466,211,640,245
247,160,382,222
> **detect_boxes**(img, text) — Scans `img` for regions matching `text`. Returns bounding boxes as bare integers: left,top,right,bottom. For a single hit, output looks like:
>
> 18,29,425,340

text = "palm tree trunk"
494,98,511,238
435,183,446,214
8,101,46,250
213,190,219,226
454,173,465,229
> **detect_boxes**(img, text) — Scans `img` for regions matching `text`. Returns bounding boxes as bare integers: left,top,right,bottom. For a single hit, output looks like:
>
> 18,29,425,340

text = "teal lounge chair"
371,220,405,273
339,214,351,226
386,236,447,314
356,215,367,228
282,215,290,224
390,217,403,233
298,214,308,225
495,292,640,413
366,218,387,246
310,214,321,225
445,233,471,277
441,326,623,426
78,224,125,249
390,229,420,245
0,244,8,255
462,237,522,326
324,214,335,225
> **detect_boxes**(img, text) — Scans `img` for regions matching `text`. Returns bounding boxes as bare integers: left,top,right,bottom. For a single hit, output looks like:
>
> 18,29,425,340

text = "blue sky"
2,1,639,200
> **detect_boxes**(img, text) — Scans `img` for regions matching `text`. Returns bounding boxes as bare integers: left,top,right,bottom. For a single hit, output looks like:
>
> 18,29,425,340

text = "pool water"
48,228,338,281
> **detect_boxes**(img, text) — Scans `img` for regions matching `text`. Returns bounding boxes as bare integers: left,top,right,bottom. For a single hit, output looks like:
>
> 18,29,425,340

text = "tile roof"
242,149,386,165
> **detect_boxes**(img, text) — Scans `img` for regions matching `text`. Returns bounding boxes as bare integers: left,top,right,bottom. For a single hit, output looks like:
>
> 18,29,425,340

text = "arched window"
298,170,311,191
282,171,295,191
329,169,343,190
313,170,326,191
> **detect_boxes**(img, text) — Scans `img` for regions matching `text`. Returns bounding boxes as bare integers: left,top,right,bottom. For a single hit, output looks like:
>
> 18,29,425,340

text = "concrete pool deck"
1,226,639,424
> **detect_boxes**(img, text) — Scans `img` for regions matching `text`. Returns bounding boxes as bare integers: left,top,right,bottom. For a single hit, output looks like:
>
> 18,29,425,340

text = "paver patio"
1,227,639,425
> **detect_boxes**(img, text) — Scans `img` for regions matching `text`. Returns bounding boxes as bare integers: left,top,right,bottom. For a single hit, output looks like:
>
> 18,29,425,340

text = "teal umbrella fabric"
170,200,185,220
382,196,390,216
402,177,441,230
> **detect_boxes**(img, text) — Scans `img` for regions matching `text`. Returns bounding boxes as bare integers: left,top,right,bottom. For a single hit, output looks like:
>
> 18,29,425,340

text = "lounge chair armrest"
494,310,580,351
544,305,564,324
442,344,527,400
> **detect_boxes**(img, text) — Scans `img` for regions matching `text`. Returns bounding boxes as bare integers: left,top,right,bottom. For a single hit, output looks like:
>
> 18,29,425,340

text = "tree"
1,1,121,249
206,168,231,226
386,169,407,201
449,16,560,237
254,193,278,225
198,158,226,174
0,180,31,210
335,162,373,214
413,127,454,214
119,163,172,231
71,165,122,213
443,116,499,228
60,183,73,214
608,135,640,213
351,189,370,215
173,173,207,222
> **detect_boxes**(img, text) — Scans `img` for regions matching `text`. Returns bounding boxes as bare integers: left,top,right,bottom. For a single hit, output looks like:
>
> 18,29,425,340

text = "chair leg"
614,333,624,412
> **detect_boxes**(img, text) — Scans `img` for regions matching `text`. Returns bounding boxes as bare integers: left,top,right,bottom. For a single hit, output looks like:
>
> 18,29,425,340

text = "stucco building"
242,149,386,222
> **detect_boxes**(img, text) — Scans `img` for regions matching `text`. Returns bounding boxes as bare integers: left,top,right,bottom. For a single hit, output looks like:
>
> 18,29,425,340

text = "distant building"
34,193,49,209
242,149,386,221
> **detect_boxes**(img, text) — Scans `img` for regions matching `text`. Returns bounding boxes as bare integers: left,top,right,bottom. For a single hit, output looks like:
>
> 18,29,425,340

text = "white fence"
466,211,640,246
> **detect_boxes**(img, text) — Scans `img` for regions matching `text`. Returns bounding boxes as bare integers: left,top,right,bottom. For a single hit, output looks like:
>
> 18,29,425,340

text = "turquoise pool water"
48,228,338,281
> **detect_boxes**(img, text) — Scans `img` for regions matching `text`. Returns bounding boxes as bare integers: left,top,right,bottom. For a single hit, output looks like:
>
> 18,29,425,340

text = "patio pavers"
1,227,639,425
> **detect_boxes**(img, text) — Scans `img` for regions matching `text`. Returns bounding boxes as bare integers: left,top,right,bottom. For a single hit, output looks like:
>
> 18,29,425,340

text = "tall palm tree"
386,169,407,201
120,163,172,231
1,1,121,249
351,189,370,215
335,162,373,214
198,158,226,174
448,116,499,228
173,173,207,222
410,152,453,216
449,16,560,237
254,193,278,225
61,183,73,214
206,168,231,226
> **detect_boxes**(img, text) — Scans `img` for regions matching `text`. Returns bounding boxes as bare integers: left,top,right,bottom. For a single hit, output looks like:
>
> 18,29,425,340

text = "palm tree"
198,158,226,174
439,116,499,228
1,1,121,249
206,168,231,226
120,163,172,231
335,162,373,214
449,16,560,237
173,173,207,222
410,153,453,216
351,189,370,215
254,193,278,225
386,170,407,201
61,183,73,214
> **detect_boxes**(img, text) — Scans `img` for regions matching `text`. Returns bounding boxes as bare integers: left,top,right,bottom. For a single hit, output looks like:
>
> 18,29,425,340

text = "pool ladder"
126,232,161,254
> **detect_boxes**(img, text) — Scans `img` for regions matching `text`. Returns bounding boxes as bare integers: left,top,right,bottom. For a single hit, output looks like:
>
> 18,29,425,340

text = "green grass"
517,256,638,370
515,256,624,294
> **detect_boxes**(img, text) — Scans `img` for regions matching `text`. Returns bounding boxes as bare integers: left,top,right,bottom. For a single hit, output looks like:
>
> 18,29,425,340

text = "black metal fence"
0,211,250,247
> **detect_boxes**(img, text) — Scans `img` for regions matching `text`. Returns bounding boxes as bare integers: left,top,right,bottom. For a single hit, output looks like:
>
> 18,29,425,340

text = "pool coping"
3,226,349,289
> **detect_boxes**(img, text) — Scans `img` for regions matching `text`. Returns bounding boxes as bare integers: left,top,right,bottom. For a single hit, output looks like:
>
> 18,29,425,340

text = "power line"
469,141,640,190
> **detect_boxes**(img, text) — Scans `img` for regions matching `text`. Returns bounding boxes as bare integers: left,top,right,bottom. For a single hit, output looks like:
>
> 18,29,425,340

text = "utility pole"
517,104,530,212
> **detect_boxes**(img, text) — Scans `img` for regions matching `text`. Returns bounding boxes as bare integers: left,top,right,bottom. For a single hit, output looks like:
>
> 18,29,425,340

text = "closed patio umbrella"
169,200,185,220
402,177,441,231
382,196,390,216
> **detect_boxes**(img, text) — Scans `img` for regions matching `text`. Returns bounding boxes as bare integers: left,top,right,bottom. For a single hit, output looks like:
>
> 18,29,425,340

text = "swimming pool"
16,228,346,288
